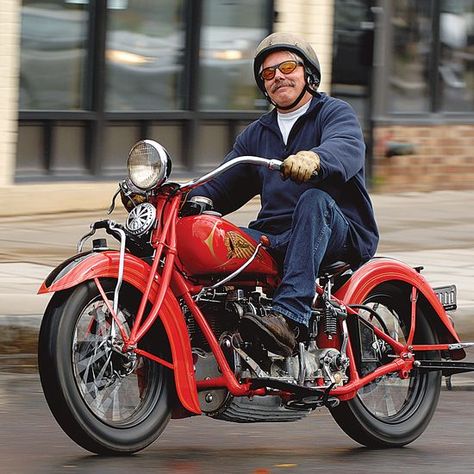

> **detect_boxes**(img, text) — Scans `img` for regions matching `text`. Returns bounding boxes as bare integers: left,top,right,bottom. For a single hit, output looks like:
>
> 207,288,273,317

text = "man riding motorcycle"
189,32,379,356
41,33,470,456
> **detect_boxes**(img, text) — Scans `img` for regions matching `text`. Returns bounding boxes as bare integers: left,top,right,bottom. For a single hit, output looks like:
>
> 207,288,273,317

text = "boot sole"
240,314,293,357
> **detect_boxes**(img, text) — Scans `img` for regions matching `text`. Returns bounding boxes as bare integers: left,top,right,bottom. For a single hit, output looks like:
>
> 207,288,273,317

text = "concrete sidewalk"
1,190,474,347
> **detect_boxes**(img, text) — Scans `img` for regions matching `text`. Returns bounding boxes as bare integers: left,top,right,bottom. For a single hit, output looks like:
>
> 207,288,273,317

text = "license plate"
434,284,457,311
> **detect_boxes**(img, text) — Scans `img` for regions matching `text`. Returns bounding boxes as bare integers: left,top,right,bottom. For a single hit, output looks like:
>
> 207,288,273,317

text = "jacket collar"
258,92,328,129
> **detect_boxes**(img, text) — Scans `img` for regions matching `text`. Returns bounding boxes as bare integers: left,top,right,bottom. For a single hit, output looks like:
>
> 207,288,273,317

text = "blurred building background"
1,0,474,216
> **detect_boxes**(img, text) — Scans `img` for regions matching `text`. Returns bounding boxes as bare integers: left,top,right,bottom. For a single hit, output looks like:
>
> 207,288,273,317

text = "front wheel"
38,279,173,454
331,283,441,448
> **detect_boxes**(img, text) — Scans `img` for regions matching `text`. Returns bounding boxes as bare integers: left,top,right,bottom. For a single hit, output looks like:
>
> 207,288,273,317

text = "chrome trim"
109,222,126,318
448,342,474,350
77,226,96,253
125,202,156,236
128,139,170,190
340,318,349,358
180,157,282,192
298,342,306,385
194,242,264,300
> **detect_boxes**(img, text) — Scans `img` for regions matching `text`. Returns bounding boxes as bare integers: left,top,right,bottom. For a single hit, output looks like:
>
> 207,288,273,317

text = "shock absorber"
323,302,338,337
321,277,337,338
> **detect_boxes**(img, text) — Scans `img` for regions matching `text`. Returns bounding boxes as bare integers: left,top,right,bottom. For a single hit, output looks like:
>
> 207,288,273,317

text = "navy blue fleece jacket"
190,93,379,264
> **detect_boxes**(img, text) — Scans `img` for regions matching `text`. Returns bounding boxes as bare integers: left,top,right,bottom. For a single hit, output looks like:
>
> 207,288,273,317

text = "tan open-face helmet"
254,32,321,98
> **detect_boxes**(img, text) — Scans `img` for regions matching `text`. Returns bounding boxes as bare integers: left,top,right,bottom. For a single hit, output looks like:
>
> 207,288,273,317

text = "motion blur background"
1,0,474,216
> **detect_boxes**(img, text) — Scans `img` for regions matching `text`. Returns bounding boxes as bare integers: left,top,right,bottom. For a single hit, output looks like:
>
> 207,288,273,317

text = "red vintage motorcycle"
38,139,473,455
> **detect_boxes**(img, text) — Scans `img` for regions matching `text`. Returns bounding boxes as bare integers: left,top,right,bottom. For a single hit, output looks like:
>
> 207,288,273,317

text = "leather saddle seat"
319,260,351,278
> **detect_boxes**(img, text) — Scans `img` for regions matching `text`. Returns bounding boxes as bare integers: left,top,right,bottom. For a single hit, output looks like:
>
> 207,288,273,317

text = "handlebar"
179,156,283,192
78,219,151,256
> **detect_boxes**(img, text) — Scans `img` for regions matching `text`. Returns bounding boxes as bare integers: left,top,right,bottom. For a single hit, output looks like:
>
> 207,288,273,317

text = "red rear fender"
336,257,462,348
39,250,201,415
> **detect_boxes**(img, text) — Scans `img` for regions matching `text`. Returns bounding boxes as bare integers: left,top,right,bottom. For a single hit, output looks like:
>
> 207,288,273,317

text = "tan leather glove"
281,150,320,184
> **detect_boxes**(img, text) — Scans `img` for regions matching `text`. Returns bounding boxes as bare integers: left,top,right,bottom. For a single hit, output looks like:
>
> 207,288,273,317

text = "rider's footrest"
286,395,340,410
250,377,326,399
417,360,474,375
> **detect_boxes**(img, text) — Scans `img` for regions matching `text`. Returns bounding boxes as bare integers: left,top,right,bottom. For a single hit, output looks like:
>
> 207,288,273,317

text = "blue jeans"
243,189,351,326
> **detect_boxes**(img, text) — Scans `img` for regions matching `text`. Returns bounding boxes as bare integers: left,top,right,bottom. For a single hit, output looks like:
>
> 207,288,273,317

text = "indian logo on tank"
224,231,257,260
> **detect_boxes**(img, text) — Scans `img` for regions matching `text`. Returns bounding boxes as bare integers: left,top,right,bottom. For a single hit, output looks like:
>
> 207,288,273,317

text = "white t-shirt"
277,101,311,145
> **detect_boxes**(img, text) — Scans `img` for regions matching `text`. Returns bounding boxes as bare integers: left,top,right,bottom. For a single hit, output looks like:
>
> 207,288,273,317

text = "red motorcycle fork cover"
175,214,279,277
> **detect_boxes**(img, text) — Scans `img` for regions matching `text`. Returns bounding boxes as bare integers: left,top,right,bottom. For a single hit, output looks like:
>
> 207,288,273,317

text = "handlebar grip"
92,219,125,238
92,220,111,230
268,159,318,179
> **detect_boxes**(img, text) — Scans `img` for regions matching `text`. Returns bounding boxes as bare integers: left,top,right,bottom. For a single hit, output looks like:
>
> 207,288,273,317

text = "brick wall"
0,0,21,187
373,125,474,192
275,0,334,93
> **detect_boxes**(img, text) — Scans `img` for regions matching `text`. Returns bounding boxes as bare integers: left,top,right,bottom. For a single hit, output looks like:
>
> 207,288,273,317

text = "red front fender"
335,257,462,350
39,250,201,415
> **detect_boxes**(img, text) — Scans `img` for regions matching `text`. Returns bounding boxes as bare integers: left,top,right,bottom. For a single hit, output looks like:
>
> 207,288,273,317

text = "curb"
0,315,41,356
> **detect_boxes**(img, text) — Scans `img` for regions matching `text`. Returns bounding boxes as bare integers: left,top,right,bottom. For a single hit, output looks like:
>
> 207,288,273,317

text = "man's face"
261,50,309,111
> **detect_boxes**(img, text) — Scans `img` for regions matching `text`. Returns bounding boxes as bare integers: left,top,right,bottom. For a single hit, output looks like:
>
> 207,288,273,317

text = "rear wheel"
331,283,441,448
38,279,173,454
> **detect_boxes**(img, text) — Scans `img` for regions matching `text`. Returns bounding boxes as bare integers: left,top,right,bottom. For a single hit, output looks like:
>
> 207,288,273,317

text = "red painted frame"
117,191,454,402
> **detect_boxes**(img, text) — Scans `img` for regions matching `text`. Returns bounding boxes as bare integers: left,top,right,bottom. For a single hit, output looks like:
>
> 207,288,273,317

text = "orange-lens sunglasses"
260,60,303,81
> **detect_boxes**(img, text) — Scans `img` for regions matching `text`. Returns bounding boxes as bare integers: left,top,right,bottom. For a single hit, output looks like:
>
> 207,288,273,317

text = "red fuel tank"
175,214,279,277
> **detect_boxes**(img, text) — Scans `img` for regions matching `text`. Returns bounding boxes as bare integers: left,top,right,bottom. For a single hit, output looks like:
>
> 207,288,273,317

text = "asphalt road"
0,370,473,474
1,190,474,473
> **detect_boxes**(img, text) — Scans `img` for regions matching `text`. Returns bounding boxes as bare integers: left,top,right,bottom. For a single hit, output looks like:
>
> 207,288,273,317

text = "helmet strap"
270,86,306,111
305,69,320,95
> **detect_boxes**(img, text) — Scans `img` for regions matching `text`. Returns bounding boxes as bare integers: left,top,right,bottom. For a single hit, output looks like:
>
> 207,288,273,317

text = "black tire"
38,279,173,455
331,283,441,448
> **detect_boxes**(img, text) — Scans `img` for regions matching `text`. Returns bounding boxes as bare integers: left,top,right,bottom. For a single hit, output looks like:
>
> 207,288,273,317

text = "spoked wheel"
38,279,173,454
331,283,441,448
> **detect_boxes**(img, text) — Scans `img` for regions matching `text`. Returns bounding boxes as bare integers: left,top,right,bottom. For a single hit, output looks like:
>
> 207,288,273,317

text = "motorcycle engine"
185,287,348,421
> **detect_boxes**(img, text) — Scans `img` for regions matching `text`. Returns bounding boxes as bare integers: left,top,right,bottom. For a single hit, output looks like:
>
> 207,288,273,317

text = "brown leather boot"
240,311,296,356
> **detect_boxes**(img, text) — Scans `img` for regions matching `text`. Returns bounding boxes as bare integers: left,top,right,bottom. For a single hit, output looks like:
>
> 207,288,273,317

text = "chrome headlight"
127,139,171,191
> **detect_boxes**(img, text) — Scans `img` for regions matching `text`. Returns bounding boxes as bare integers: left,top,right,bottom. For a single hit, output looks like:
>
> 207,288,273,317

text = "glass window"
149,123,183,170
102,125,139,176
51,124,86,175
388,0,433,113
199,0,269,110
439,0,474,111
195,123,229,168
19,1,89,110
105,0,185,111
331,0,373,122
16,125,45,176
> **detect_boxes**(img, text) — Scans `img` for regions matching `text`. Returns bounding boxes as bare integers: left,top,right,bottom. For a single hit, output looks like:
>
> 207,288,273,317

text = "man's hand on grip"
281,151,320,184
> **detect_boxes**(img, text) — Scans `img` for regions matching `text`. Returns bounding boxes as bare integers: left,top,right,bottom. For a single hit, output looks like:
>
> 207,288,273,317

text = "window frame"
372,0,474,125
16,0,274,182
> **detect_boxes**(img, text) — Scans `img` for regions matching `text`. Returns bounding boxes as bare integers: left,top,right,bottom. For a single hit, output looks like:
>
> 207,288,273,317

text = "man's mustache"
271,80,295,93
